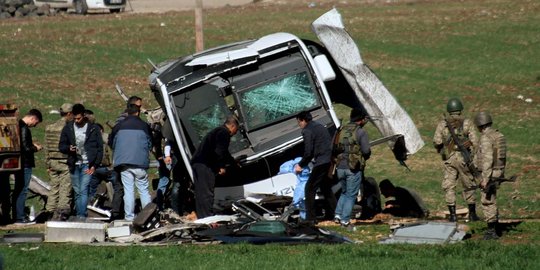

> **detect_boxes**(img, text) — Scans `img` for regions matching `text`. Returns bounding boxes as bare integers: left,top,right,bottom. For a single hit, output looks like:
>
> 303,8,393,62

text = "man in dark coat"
59,104,103,218
191,116,239,219
295,111,336,224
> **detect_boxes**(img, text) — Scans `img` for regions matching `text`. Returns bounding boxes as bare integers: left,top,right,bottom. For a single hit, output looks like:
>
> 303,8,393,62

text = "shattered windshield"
239,72,319,130
189,104,224,142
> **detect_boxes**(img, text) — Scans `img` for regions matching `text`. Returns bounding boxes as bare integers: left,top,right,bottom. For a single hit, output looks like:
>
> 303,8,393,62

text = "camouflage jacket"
45,118,68,162
433,115,478,159
475,126,506,182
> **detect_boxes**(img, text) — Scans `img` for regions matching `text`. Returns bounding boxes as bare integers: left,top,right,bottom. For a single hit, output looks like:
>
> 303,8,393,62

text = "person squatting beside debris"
295,111,336,224
379,179,430,218
87,123,117,208
474,111,506,240
332,107,371,228
433,98,479,222
59,103,103,218
45,103,73,221
191,116,239,219
1,109,43,225
109,104,152,221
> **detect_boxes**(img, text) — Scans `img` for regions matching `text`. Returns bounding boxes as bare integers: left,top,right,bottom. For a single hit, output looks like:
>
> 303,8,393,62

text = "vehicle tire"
74,0,88,15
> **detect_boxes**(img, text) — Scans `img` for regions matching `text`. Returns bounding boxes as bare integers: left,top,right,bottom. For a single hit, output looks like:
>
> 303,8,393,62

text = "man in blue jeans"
59,104,103,218
333,107,371,228
109,104,152,221
10,109,43,225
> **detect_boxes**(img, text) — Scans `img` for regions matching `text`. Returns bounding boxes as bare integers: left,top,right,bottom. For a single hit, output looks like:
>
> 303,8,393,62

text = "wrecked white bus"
148,9,424,212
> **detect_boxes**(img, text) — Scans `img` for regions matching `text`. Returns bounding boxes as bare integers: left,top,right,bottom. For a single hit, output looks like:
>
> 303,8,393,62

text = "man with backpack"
332,107,371,228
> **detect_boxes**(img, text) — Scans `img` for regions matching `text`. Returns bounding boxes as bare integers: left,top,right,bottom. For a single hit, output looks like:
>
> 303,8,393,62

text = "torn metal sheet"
29,174,51,196
379,222,468,244
312,8,424,155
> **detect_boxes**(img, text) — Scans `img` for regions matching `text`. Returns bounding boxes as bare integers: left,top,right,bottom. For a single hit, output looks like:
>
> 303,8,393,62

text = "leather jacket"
19,119,38,168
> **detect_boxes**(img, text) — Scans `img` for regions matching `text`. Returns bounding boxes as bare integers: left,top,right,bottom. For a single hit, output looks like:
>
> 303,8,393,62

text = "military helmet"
474,111,493,127
446,98,464,113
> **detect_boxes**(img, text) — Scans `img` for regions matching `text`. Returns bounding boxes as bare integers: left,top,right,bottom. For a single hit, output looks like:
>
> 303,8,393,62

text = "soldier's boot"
483,222,500,240
468,204,480,221
447,205,457,222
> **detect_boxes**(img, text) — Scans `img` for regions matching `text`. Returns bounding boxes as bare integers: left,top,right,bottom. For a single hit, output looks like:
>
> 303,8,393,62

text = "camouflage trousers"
45,160,72,212
441,153,477,206
481,169,503,223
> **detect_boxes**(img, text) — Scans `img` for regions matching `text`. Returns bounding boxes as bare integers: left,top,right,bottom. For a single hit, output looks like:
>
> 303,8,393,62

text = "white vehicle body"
33,0,126,14
148,9,424,209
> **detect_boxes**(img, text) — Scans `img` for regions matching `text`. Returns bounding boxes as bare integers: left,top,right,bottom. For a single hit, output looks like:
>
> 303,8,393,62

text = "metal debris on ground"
379,221,469,244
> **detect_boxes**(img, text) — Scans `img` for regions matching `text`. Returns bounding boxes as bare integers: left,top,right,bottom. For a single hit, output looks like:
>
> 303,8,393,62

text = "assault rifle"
485,175,517,200
444,114,481,181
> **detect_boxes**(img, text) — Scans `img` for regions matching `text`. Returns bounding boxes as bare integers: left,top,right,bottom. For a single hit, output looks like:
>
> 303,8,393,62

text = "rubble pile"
0,0,53,19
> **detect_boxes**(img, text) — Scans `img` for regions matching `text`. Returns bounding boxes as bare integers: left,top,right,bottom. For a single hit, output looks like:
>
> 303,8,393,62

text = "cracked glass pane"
240,72,319,129
190,103,225,142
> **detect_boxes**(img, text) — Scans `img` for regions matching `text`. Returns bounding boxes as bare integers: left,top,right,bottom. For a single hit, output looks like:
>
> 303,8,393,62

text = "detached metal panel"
312,9,424,155
45,221,107,243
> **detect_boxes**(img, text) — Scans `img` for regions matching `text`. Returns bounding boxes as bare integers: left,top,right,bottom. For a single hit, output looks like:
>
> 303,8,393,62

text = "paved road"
127,0,254,13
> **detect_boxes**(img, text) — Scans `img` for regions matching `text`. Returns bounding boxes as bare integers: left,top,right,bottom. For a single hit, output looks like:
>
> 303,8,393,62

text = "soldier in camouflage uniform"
45,103,73,220
433,98,479,222
474,111,506,240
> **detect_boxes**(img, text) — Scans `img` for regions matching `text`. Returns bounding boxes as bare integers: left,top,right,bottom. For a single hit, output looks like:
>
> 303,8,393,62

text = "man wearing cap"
44,103,74,220
332,107,371,228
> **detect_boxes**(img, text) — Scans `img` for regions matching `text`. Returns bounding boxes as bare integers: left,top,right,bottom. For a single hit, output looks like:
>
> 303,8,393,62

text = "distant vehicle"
0,104,21,172
147,9,424,209
33,0,126,14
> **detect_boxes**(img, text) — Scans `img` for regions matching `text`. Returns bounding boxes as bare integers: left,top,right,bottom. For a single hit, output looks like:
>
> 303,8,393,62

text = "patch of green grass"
1,222,540,269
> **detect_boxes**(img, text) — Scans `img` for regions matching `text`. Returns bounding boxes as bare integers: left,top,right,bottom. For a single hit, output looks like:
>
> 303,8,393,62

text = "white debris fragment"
160,22,166,27
517,95,524,100
525,98,532,103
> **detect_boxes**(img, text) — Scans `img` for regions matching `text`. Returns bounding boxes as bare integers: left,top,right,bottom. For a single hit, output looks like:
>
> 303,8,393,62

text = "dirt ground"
126,0,255,13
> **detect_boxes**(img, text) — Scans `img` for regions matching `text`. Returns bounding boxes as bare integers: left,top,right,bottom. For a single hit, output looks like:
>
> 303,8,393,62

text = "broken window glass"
189,103,224,143
239,72,319,130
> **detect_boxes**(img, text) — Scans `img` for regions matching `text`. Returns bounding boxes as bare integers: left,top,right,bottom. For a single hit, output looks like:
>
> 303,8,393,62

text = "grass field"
0,0,539,268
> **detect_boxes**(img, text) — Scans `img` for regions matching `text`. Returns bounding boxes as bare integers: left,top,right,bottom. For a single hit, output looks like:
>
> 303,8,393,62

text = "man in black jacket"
295,111,337,224
9,109,43,225
191,116,239,219
59,104,102,218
